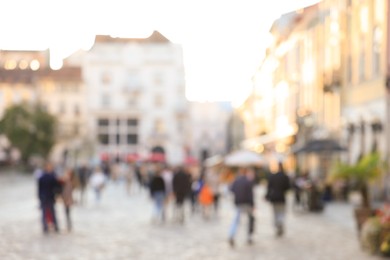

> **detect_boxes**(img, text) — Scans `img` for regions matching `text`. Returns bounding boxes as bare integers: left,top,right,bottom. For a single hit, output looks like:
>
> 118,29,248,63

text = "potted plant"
331,152,384,233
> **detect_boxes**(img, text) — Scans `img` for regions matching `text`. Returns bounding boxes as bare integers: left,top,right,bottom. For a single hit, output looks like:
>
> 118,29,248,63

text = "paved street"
0,171,382,260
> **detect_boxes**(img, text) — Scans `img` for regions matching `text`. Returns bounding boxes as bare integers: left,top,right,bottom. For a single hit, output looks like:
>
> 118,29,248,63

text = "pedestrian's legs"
247,209,255,243
191,191,198,213
79,187,85,205
175,198,185,223
65,206,72,231
41,204,48,233
153,192,166,222
47,203,59,232
273,203,286,236
213,193,220,213
228,207,241,246
95,188,101,202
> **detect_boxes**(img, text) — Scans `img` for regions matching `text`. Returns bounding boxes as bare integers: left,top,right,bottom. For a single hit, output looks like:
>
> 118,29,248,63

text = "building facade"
0,50,87,164
239,0,389,186
65,31,190,165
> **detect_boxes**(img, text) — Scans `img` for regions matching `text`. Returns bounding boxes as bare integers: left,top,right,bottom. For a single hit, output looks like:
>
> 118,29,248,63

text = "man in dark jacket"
228,167,255,247
172,166,191,223
266,161,291,237
149,169,166,223
38,162,62,233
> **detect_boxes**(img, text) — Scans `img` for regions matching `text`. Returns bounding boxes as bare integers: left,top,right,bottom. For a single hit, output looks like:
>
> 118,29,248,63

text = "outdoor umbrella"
292,138,347,154
224,149,266,167
204,155,224,168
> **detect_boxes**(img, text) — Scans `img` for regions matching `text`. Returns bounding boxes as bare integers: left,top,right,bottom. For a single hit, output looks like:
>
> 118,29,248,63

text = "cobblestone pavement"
0,172,383,260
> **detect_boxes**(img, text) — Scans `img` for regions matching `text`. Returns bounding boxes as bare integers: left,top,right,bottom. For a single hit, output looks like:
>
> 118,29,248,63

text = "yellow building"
240,0,389,191
240,1,348,178
340,0,387,163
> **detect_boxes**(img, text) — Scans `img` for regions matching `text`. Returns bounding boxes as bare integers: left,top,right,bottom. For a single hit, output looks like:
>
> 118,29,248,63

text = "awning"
292,138,347,154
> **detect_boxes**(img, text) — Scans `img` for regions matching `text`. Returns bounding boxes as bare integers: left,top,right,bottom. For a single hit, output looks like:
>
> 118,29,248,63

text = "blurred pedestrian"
77,164,90,205
161,166,174,201
172,166,191,223
198,181,214,220
38,162,62,234
59,168,75,232
124,163,134,195
206,167,221,214
149,169,166,223
265,161,291,237
228,167,255,247
89,167,107,203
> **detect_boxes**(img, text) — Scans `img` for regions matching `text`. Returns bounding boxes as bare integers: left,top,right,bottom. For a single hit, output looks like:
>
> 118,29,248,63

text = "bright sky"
0,0,319,104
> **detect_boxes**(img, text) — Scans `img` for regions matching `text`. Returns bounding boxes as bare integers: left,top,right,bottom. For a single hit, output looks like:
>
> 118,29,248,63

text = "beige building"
0,50,87,164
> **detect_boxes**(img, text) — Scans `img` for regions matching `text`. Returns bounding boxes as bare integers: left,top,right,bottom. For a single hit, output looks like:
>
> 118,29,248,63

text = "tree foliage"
332,152,383,183
0,103,57,164
331,152,385,208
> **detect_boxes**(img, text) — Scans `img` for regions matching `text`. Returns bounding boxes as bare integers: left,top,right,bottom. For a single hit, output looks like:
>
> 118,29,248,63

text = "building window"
127,134,138,144
98,134,109,145
101,72,111,85
4,60,17,70
30,60,40,71
116,134,121,144
347,56,352,83
102,94,110,107
98,118,109,127
154,119,165,134
127,119,138,127
154,94,163,108
19,60,28,70
373,26,382,76
359,50,365,81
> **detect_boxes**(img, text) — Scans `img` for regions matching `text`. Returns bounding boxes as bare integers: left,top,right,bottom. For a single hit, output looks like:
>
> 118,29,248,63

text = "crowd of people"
35,157,296,248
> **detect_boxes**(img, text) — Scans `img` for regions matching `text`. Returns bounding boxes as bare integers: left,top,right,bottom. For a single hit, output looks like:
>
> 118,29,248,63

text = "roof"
269,3,319,42
94,30,171,45
0,67,82,84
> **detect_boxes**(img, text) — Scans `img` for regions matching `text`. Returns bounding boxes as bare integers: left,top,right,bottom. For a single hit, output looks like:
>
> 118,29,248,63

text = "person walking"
198,180,214,220
59,168,75,232
89,167,107,203
149,169,166,223
172,166,191,223
228,167,255,247
265,161,291,237
206,167,222,215
38,162,62,234
77,164,90,205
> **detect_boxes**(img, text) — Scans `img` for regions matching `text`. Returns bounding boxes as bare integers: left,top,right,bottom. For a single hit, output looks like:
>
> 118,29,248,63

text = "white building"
65,31,189,165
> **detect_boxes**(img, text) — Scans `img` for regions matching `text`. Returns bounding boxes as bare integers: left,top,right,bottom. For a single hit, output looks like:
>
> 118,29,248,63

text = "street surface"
0,171,382,260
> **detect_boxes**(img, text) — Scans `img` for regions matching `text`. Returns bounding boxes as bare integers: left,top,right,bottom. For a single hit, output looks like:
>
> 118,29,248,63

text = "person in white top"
89,167,107,202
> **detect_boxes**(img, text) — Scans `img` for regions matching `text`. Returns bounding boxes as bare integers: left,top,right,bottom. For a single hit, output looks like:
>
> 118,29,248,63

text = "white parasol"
224,149,266,167
204,155,224,168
